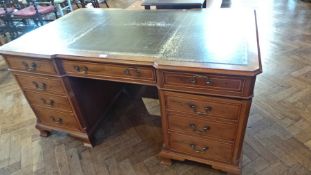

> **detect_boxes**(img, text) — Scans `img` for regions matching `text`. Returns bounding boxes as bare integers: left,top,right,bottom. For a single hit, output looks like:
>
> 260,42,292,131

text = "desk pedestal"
4,55,257,175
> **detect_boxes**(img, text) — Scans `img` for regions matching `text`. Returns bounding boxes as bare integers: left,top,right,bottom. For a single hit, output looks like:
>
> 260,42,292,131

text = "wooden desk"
142,0,206,9
0,9,262,175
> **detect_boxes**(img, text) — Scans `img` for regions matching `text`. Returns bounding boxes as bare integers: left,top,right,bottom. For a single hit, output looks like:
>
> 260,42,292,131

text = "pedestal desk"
0,9,262,175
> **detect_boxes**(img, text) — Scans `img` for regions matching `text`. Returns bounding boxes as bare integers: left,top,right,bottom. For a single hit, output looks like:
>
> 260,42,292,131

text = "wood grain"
1,0,311,174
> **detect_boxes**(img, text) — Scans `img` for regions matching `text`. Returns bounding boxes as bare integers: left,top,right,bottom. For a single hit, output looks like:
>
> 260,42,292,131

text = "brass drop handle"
205,79,212,85
188,103,212,115
123,68,130,75
50,116,63,124
189,123,210,133
73,65,88,74
22,61,37,71
188,75,212,85
190,144,208,153
123,67,141,77
189,77,197,84
32,81,46,91
40,98,54,107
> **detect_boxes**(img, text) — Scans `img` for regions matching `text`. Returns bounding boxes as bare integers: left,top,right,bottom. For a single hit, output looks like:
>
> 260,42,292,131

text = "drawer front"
33,107,80,131
169,132,233,163
160,71,252,97
15,74,66,95
5,56,56,74
168,114,237,141
62,60,156,84
165,92,242,121
24,91,72,112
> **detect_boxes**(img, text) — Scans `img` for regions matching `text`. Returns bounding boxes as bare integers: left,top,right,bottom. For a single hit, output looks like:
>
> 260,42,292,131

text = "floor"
1,0,311,174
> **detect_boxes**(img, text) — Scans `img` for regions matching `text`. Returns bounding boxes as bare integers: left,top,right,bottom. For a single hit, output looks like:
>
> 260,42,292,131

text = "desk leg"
92,0,100,8
38,128,50,137
144,5,151,9
81,136,95,148
160,157,172,166
203,0,206,8
35,124,51,137
80,0,86,8
104,0,109,7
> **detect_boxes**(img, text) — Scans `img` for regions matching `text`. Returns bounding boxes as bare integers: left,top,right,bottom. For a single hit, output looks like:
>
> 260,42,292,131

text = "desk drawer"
15,74,66,95
5,56,56,74
62,60,156,84
165,92,242,121
169,132,233,163
160,71,252,97
24,91,72,112
33,107,80,131
168,113,237,141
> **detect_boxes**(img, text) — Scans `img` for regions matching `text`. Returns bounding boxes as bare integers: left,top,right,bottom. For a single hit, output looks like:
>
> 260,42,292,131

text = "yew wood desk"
0,9,262,175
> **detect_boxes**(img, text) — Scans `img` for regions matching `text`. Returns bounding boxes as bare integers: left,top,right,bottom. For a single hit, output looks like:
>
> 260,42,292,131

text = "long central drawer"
169,132,234,163
61,60,156,84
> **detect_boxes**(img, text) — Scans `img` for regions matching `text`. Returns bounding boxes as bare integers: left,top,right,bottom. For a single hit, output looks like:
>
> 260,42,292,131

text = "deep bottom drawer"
33,107,80,131
169,132,233,163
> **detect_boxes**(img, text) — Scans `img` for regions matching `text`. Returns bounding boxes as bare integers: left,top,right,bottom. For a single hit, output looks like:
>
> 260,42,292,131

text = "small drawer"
165,92,242,121
15,74,66,95
5,56,56,74
168,113,237,141
62,60,156,84
24,91,72,112
160,71,253,97
33,107,80,131
169,132,233,163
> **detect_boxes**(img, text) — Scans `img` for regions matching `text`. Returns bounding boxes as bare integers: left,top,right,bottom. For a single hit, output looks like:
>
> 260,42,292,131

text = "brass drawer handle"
32,81,46,91
189,123,210,133
188,75,212,85
22,61,37,72
123,67,141,77
189,144,208,153
50,116,63,124
188,103,212,115
73,65,88,74
40,98,54,107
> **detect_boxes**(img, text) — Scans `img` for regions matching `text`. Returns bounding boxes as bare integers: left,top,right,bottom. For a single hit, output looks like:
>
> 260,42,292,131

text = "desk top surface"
0,9,261,75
